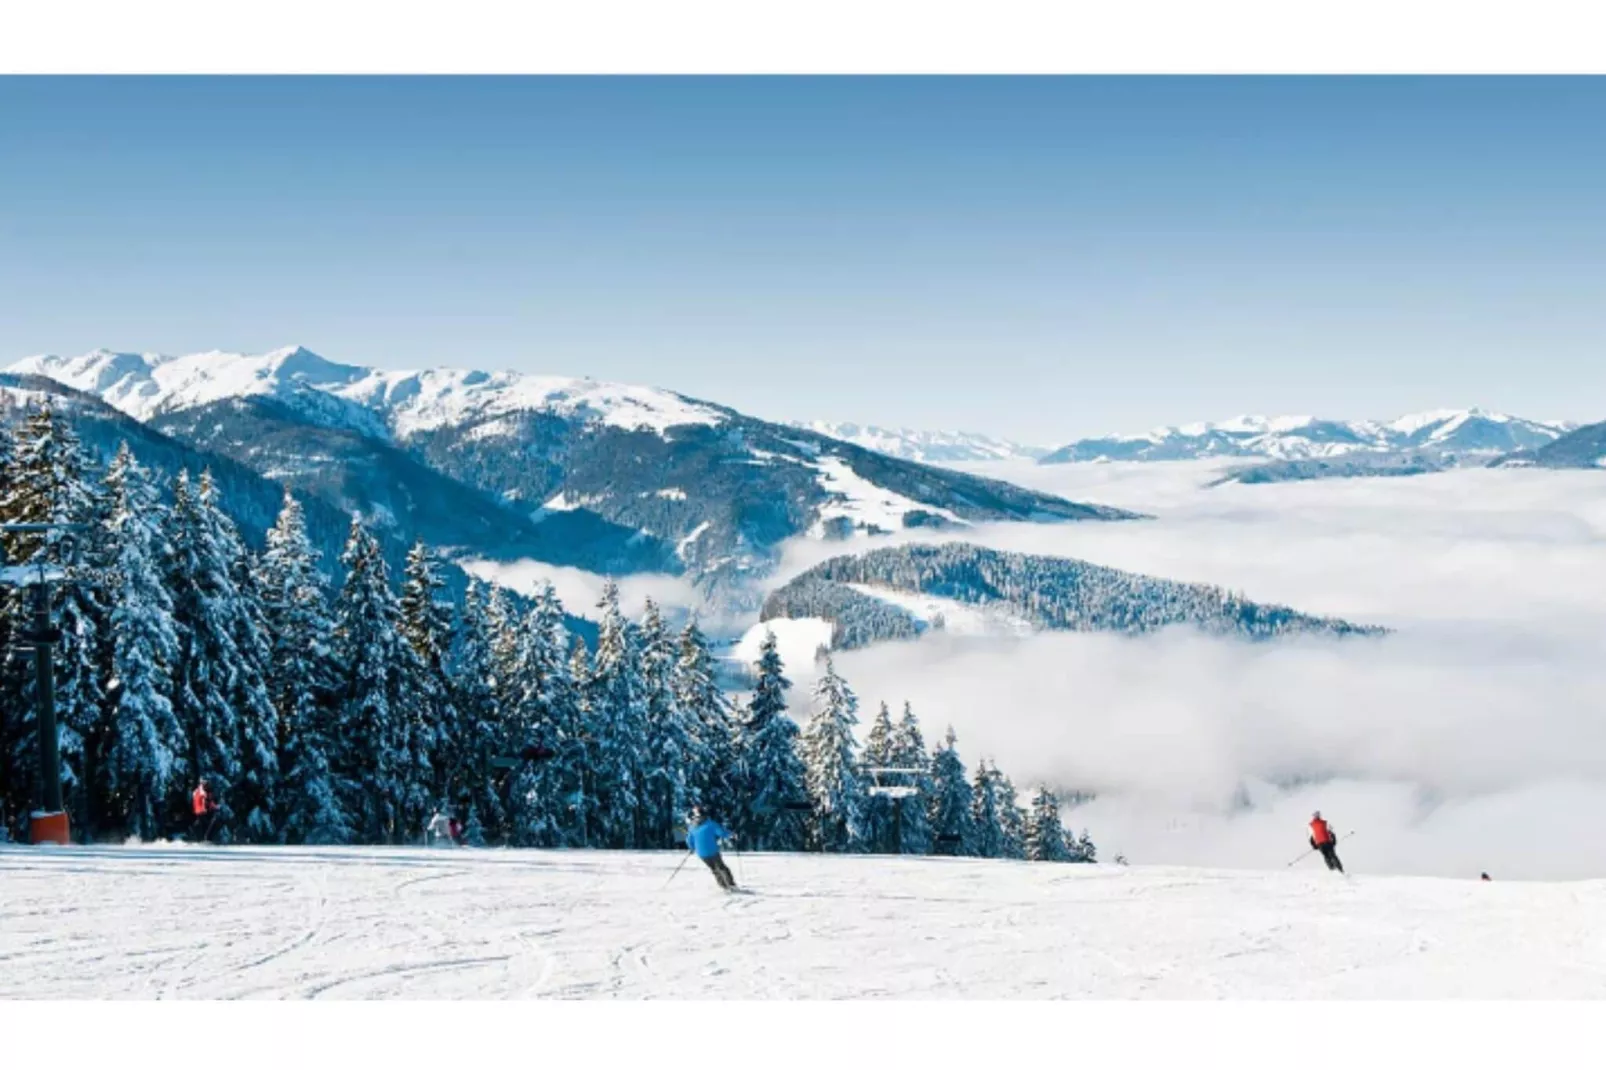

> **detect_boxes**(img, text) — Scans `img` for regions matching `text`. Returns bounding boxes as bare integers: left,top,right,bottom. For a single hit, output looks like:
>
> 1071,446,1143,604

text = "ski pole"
663,850,693,890
729,839,745,887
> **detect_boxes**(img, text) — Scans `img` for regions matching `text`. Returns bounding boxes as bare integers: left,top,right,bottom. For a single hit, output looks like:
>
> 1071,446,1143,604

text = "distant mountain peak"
797,420,1047,465
1043,408,1567,465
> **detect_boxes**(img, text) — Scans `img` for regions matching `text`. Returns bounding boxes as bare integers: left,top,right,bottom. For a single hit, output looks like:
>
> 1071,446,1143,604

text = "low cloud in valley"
807,462,1606,880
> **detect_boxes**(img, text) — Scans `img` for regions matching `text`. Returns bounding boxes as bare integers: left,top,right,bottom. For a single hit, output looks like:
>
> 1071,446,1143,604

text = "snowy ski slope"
3,844,1603,999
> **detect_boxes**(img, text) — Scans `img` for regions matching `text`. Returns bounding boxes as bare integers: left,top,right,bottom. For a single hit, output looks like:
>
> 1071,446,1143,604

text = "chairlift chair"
864,766,924,854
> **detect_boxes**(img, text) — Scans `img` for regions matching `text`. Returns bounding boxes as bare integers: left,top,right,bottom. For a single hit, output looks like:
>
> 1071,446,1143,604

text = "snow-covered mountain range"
1492,419,1606,470
795,421,1046,464
1041,410,1570,465
11,345,726,440
7,347,1133,604
796,408,1577,479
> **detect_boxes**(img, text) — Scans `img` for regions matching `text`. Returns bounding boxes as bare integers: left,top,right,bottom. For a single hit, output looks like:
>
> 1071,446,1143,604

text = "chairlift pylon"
0,522,91,845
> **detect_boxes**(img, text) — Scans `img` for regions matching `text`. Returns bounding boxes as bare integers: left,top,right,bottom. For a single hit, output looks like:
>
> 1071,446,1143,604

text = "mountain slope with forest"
1492,419,1606,470
9,347,1138,602
762,542,1384,650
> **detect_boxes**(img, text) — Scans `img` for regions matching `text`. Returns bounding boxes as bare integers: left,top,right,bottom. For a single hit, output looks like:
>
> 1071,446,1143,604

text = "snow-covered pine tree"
0,417,20,832
588,582,646,848
888,701,934,854
0,414,14,518
0,406,98,561
969,760,1009,859
994,768,1028,859
861,701,898,853
800,655,866,852
1070,828,1098,864
261,490,349,845
734,629,808,852
484,581,565,842
204,472,280,843
520,584,579,847
0,406,108,837
463,805,487,847
671,618,739,823
1024,786,1070,862
495,595,567,848
639,599,703,848
446,579,507,842
0,415,34,835
496,582,580,848
927,726,975,857
163,470,248,835
98,445,184,841
479,581,530,840
331,516,416,843
565,635,599,847
485,583,522,708
0,418,26,835
399,541,458,820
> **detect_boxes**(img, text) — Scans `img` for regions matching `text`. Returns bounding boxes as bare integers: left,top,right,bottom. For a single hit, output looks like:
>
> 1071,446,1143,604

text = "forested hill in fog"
762,542,1385,650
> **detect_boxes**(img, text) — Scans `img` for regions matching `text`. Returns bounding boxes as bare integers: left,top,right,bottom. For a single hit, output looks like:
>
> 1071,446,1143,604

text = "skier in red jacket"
1308,811,1343,873
192,779,219,843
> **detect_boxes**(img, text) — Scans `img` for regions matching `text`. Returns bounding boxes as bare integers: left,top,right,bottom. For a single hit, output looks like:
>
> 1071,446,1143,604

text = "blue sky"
2,77,1603,441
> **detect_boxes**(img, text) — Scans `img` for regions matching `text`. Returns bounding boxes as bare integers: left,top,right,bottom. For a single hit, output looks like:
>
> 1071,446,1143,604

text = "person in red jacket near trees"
192,779,220,843
1308,811,1343,873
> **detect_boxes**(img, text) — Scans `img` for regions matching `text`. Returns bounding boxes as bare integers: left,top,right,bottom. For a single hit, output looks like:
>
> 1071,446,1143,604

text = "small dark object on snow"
1481,872,1491,881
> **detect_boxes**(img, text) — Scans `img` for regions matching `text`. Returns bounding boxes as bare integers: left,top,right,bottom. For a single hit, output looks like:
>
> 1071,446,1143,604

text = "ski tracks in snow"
5,846,1606,998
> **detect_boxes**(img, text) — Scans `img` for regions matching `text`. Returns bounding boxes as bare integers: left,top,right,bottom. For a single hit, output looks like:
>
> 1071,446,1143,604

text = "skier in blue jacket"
686,807,738,891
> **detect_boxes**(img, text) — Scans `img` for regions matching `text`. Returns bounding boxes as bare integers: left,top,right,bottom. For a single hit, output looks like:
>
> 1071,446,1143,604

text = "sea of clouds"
816,461,1606,880
457,557,705,623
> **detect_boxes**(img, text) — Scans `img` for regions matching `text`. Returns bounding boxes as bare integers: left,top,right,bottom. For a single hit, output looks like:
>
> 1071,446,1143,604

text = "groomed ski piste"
4,844,1604,998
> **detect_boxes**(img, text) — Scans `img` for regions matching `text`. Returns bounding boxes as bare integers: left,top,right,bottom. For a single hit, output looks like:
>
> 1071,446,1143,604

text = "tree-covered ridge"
0,405,1096,866
388,410,1141,605
1492,419,1606,470
763,542,1386,649
149,396,681,576
1210,452,1449,486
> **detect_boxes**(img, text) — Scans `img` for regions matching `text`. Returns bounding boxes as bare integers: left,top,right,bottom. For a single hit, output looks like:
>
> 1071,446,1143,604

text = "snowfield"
3,844,1603,999
843,582,1037,638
